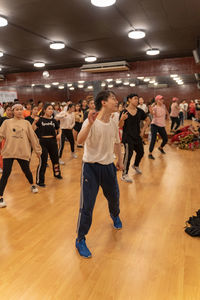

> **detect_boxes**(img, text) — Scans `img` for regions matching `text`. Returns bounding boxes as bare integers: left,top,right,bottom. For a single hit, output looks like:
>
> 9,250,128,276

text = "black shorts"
74,122,82,132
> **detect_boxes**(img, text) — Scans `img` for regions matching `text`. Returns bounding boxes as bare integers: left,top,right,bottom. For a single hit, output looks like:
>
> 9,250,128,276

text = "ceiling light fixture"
31,84,35,87
44,84,51,88
146,48,160,56
137,77,144,80
123,81,129,85
58,85,65,89
78,80,85,84
69,87,75,90
154,82,158,86
0,51,4,57
0,16,8,27
106,78,113,82
50,42,65,50
128,30,146,39
101,82,106,87
108,84,114,88
170,74,178,78
78,84,84,88
52,82,59,85
130,83,136,87
149,80,156,84
178,82,184,85
43,71,49,78
67,83,73,87
88,85,93,89
0,68,2,71
144,78,150,82
85,56,97,63
116,79,122,84
91,0,116,7
34,62,45,68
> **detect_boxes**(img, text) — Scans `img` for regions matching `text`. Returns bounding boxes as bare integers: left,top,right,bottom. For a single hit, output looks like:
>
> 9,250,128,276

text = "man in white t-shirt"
76,91,123,258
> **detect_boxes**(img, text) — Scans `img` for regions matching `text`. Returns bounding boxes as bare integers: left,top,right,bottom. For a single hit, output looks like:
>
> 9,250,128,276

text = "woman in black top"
33,103,62,187
25,105,40,137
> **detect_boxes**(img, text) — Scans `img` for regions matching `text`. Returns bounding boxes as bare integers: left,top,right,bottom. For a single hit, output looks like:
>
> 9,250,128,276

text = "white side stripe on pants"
76,162,85,233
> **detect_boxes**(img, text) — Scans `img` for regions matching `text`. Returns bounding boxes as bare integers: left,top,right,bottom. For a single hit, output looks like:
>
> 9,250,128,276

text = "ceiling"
0,0,199,73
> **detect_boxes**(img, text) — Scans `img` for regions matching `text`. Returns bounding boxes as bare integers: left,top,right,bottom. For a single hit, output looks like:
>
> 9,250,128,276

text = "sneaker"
121,174,133,183
148,154,155,160
158,147,166,154
72,153,78,159
111,215,122,230
54,174,63,179
37,183,46,187
0,168,2,173
31,185,38,193
75,238,92,258
0,197,6,208
132,165,142,174
59,159,65,165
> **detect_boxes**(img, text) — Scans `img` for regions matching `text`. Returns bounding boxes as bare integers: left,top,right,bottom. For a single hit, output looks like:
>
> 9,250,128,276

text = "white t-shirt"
82,118,120,165
111,112,120,126
138,104,148,113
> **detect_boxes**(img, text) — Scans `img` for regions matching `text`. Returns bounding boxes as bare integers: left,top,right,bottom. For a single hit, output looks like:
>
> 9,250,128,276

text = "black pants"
0,158,33,196
59,129,74,158
36,138,60,184
170,116,180,131
149,124,168,153
77,162,120,240
179,112,184,126
123,137,144,175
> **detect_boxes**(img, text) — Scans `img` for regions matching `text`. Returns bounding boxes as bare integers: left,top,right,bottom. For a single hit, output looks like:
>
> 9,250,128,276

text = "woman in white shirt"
55,104,77,164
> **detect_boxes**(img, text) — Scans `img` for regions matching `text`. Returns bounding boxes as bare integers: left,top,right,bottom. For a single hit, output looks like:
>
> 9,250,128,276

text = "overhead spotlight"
85,56,97,63
127,74,130,77
146,48,160,56
130,83,136,87
144,78,150,82
108,84,114,88
50,42,65,50
0,17,8,27
87,85,93,89
69,87,75,90
170,74,178,78
34,62,45,68
91,0,116,7
67,83,73,87
78,80,85,83
44,84,51,88
31,84,35,87
52,82,59,85
149,79,156,84
116,79,122,84
154,82,158,86
128,30,146,40
0,68,2,71
43,71,49,78
173,77,180,81
106,78,113,82
0,51,4,57
178,82,184,85
58,85,65,89
123,81,129,85
137,77,144,80
78,84,84,88
101,82,106,87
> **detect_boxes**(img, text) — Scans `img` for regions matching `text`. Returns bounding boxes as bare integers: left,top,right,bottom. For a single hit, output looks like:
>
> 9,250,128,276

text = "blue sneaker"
75,238,92,258
111,215,122,230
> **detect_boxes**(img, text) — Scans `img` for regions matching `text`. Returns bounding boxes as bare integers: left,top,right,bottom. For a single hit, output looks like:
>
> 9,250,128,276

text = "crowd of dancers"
0,92,199,257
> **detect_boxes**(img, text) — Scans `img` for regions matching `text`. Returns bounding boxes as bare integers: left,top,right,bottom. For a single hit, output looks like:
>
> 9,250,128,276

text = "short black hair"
67,103,75,111
127,93,139,101
95,90,115,111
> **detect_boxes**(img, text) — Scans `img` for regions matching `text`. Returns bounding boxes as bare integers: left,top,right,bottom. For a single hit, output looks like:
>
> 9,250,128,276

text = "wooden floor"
0,121,200,300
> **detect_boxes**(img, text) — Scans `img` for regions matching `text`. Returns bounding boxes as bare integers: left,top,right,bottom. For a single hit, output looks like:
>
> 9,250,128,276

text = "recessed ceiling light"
78,80,85,84
88,85,93,89
50,42,65,50
123,81,129,85
154,82,158,86
146,48,160,56
67,83,73,87
101,82,106,87
170,74,178,78
178,82,184,85
137,77,144,80
144,78,150,82
34,62,45,68
0,51,4,57
52,82,59,85
31,84,35,87
149,79,156,84
58,85,65,89
128,30,146,39
91,0,116,7
78,84,84,88
85,56,97,63
130,83,136,87
44,84,51,88
108,84,114,88
116,79,122,84
69,87,75,90
43,71,49,78
106,78,113,82
0,17,8,27
0,68,2,71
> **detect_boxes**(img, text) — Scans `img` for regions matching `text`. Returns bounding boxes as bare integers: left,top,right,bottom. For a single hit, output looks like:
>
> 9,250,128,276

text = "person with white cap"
0,103,42,208
170,97,180,132
148,95,169,160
